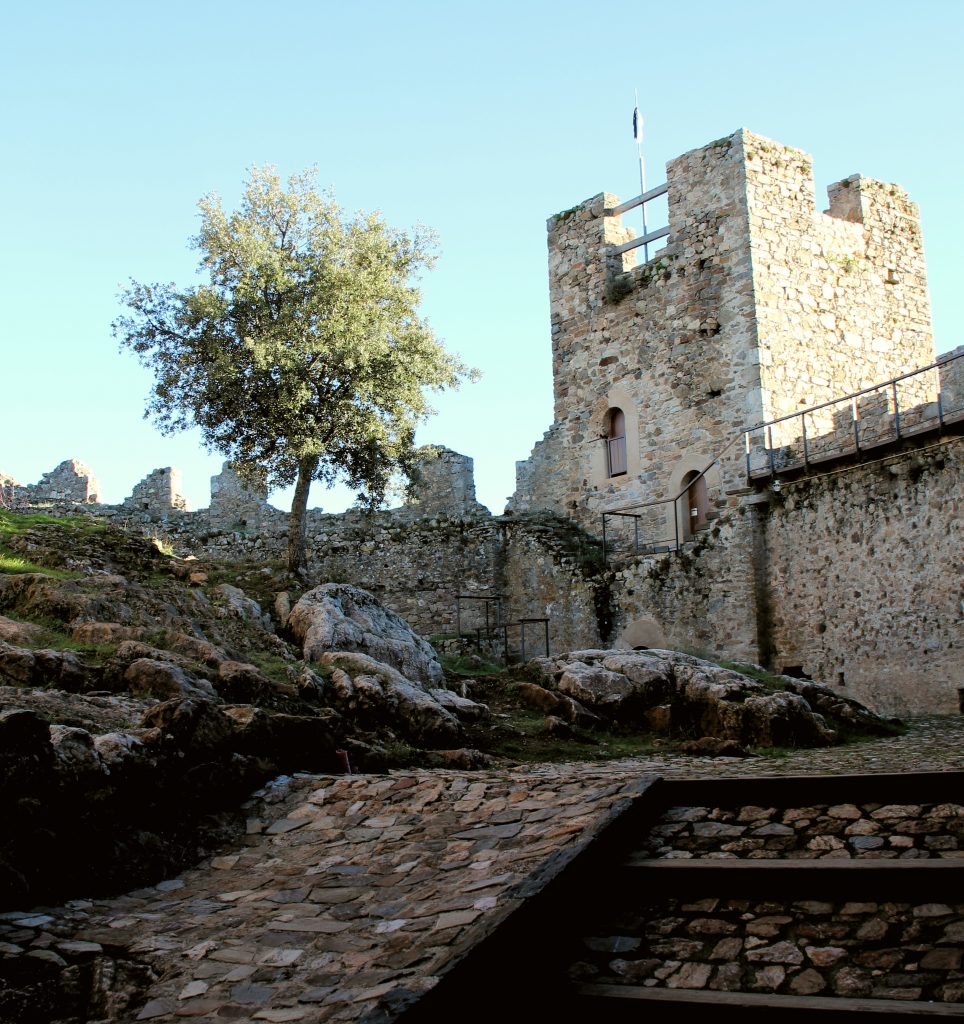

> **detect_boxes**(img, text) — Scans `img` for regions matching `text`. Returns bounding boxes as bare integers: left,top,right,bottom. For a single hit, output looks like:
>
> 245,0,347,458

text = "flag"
633,106,643,145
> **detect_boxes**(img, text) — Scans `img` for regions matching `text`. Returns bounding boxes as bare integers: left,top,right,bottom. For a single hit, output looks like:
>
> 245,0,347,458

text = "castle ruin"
7,129,961,717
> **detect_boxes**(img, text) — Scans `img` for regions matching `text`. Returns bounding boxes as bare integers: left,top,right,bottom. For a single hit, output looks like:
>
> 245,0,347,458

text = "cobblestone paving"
1,716,961,1022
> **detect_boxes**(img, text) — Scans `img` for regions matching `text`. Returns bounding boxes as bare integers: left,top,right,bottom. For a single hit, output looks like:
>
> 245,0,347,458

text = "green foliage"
114,166,475,571
439,652,504,678
0,511,80,578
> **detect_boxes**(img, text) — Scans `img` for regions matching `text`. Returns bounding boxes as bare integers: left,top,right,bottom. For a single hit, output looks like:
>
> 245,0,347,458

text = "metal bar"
602,515,608,565
745,351,961,433
608,182,668,216
853,398,861,453
744,431,751,479
520,622,526,665
674,497,679,551
938,389,945,429
634,516,639,555
766,425,775,475
802,415,809,471
610,225,670,257
893,381,901,438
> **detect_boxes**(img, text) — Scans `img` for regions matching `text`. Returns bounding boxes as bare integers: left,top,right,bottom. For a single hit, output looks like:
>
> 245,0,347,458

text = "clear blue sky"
1,0,960,514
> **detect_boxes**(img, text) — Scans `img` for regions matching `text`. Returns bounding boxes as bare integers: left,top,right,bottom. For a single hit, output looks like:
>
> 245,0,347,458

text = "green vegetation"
0,511,80,578
114,165,475,574
439,652,504,678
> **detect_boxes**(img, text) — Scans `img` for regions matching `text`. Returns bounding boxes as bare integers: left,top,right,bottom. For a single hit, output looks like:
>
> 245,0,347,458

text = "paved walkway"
1,716,961,1023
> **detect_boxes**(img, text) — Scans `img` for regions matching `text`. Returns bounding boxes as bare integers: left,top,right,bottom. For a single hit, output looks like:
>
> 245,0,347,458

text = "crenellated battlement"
513,128,937,525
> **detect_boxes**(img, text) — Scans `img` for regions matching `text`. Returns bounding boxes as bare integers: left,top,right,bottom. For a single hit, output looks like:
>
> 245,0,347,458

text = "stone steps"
395,770,963,1023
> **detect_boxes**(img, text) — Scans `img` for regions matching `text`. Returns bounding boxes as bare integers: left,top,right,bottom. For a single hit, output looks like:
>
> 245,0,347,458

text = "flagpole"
633,89,649,262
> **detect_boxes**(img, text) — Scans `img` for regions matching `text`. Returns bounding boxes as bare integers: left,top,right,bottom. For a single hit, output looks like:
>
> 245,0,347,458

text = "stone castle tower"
509,128,936,537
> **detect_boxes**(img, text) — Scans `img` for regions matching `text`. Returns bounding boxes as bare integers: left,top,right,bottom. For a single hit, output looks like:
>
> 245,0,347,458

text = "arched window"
681,469,708,537
607,408,627,477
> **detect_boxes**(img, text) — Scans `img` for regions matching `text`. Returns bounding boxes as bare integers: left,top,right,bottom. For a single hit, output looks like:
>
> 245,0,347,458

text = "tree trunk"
287,456,319,574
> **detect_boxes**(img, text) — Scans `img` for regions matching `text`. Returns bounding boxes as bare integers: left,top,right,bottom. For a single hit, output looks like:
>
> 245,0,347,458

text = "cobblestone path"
1,716,961,1023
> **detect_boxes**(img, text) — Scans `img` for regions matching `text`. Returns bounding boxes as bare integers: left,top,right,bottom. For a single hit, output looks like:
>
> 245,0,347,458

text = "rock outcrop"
518,649,896,748
288,583,445,687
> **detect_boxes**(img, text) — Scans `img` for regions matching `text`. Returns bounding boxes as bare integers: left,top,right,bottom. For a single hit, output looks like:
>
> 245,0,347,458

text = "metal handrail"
748,351,959,431
600,350,961,564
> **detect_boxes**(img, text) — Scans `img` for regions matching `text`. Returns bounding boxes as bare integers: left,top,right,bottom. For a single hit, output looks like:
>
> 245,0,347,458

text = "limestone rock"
289,584,444,687
429,687,489,723
214,585,271,628
0,641,88,692
0,615,44,645
49,725,105,780
525,648,891,748
139,698,236,753
319,651,460,747
123,658,219,702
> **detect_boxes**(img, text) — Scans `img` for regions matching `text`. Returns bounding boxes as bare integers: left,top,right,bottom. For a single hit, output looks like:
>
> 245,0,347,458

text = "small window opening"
681,470,709,537
781,665,813,680
607,408,627,477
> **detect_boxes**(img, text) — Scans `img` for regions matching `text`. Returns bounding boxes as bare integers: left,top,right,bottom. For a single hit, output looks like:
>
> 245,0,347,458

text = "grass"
0,509,102,578
0,551,77,578
246,649,299,685
719,661,793,692
439,652,504,678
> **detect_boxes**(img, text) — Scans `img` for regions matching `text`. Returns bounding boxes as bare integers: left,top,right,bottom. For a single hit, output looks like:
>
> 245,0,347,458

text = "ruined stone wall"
608,505,763,664
406,447,489,517
123,467,189,513
23,460,101,504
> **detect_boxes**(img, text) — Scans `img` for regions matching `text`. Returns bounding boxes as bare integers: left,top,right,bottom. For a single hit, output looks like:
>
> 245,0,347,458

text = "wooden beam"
575,983,964,1017
607,182,669,216
610,225,670,256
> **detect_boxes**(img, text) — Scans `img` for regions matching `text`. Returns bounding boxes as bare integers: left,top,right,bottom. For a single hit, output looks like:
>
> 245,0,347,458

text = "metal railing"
600,351,962,565
600,428,747,563
744,352,962,479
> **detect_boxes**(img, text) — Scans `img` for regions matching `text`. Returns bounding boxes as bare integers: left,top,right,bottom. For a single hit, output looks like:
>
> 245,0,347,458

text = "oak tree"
114,166,472,572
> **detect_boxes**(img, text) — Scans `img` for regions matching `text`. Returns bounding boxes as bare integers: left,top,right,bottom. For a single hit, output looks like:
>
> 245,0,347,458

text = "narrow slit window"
607,408,627,477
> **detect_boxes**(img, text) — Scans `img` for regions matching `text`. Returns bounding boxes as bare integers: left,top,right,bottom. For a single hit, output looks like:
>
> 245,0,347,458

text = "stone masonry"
4,131,961,716
509,128,937,529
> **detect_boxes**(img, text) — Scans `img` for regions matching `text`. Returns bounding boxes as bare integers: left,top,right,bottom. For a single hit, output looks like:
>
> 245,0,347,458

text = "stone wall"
604,437,962,717
123,468,189,514
760,440,962,716
23,460,101,504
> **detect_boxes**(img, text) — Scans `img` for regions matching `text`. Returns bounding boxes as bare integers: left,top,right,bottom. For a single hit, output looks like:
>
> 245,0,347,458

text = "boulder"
557,661,637,716
0,641,88,692
0,616,44,645
429,688,489,723
49,725,106,780
525,649,892,749
123,658,218,702
319,651,461,747
288,584,444,687
139,698,236,753
214,584,271,628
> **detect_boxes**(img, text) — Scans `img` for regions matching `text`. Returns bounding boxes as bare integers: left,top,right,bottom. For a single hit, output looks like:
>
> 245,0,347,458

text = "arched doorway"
681,469,708,538
606,408,627,477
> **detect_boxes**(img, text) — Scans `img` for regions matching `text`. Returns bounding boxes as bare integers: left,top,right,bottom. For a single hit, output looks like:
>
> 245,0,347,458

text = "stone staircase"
396,771,963,1022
